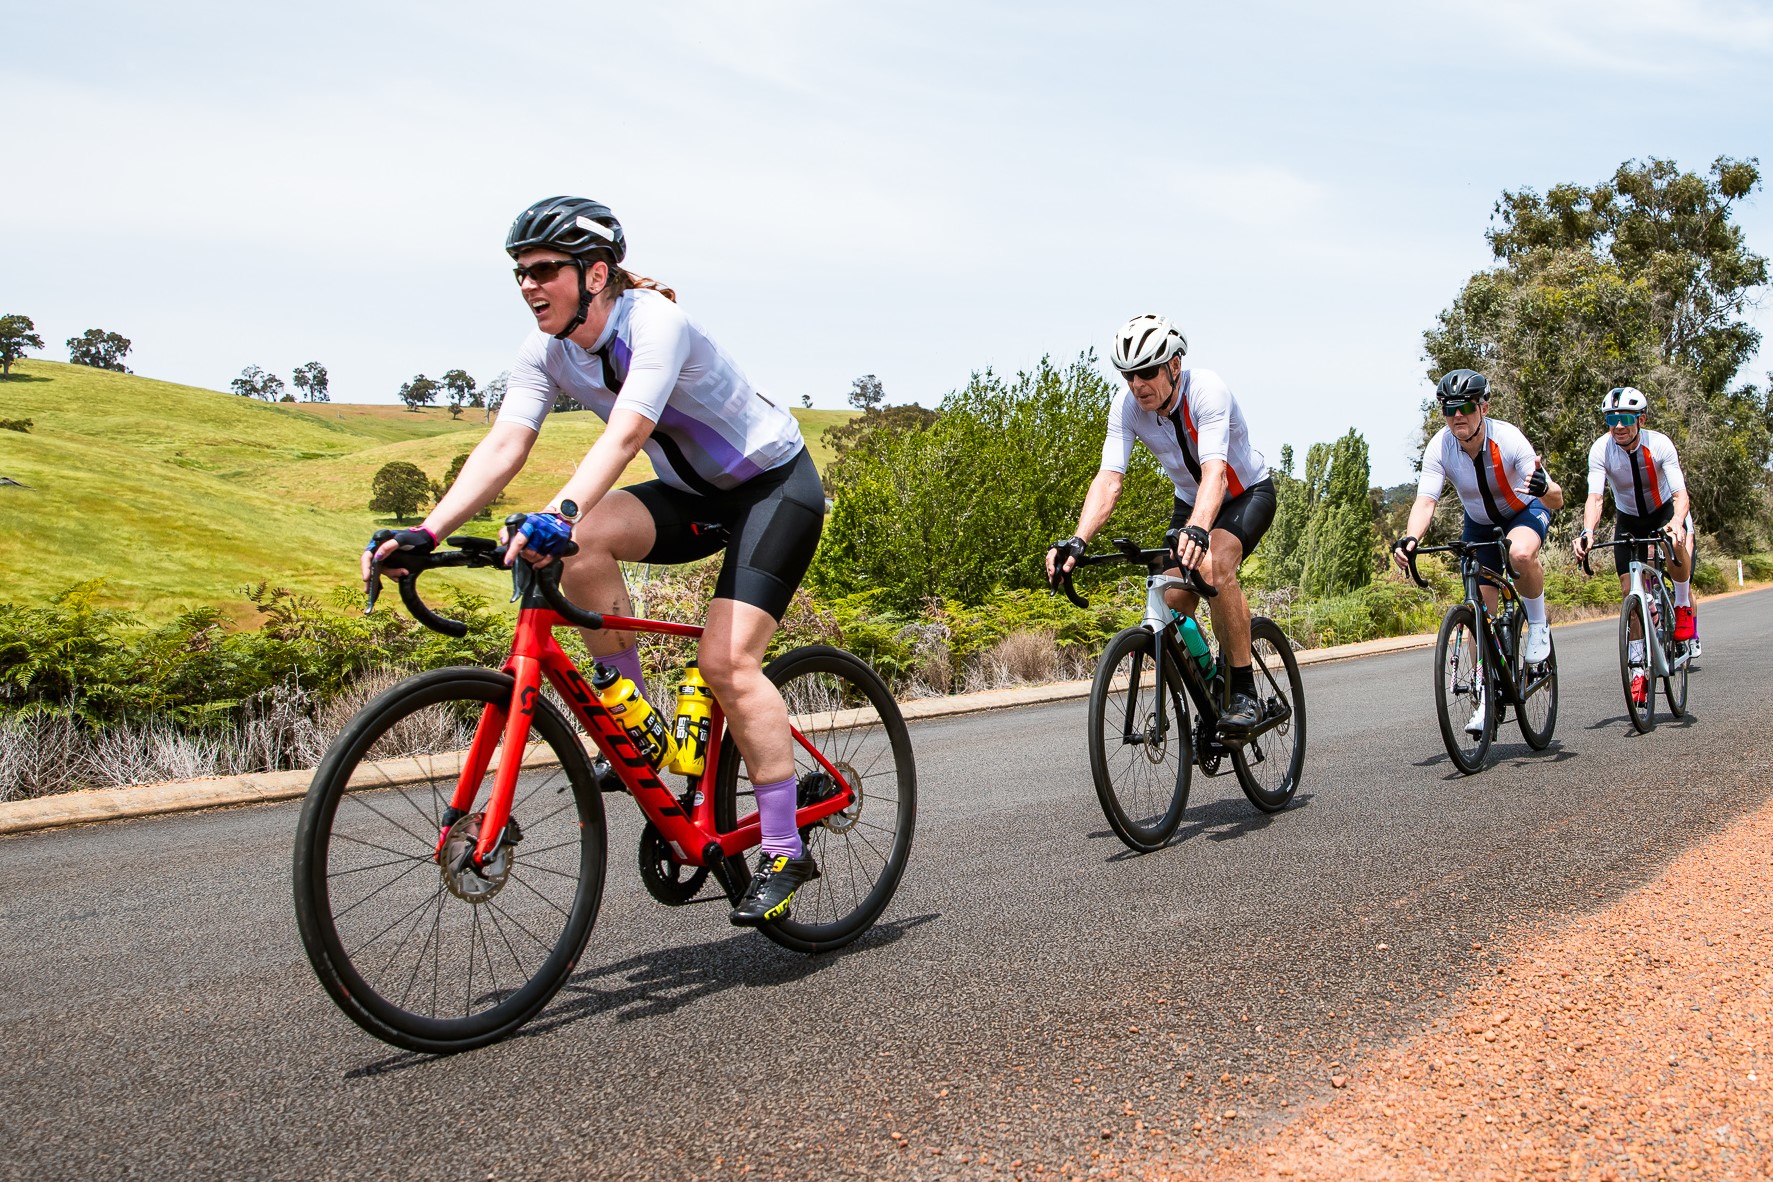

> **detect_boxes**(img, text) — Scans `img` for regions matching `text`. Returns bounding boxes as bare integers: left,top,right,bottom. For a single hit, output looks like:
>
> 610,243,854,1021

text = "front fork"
433,656,542,867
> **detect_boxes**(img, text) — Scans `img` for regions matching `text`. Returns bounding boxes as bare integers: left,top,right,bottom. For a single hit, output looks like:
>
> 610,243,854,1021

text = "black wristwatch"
556,498,584,523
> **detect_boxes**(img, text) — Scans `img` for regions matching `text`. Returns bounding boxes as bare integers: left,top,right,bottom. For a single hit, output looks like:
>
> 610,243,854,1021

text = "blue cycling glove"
517,511,575,556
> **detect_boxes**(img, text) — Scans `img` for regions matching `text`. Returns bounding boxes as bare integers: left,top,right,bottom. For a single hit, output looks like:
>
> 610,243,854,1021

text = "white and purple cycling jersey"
1100,368,1269,502
1587,428,1685,519
499,289,804,494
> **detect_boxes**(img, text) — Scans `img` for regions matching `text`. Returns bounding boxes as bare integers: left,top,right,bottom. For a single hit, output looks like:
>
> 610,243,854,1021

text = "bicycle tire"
1434,605,1492,774
1511,619,1558,751
1620,593,1655,733
713,645,916,954
1232,617,1305,812
1663,608,1690,719
1087,626,1192,851
294,667,607,1054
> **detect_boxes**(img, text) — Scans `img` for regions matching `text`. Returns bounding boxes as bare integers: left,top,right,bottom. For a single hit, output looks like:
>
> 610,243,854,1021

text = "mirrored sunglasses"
1604,411,1642,427
1440,399,1479,417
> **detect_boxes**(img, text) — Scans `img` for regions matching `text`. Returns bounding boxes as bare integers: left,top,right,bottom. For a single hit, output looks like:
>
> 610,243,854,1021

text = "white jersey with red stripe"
1416,417,1539,526
1100,368,1269,502
1587,428,1685,518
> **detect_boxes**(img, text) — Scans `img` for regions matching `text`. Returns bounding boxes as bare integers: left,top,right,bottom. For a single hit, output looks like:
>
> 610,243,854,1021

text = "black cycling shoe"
730,851,820,927
592,755,624,794
1218,691,1261,735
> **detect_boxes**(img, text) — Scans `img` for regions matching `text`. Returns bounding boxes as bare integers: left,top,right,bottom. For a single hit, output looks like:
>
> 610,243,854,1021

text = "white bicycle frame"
1623,556,1689,679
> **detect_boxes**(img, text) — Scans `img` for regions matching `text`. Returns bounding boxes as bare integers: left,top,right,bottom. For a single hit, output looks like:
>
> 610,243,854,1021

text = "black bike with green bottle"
1053,537,1307,853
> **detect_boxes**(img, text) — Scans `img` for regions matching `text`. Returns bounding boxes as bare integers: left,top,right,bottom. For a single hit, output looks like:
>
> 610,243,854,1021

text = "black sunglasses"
512,258,581,285
1121,362,1166,383
1440,399,1479,417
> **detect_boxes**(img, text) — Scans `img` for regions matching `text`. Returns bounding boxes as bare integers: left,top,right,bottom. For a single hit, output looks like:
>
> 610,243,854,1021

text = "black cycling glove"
1048,536,1086,586
366,527,437,557
1526,465,1549,497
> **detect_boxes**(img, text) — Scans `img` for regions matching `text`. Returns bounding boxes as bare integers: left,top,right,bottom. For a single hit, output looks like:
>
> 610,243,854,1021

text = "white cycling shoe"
1524,621,1552,664
1464,695,1488,737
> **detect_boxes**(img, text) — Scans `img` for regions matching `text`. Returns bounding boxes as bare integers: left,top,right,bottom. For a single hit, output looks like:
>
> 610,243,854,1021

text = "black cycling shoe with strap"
730,850,820,927
1219,691,1261,735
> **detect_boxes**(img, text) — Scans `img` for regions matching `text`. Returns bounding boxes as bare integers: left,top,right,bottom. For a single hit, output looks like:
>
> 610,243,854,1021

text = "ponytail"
606,266,676,303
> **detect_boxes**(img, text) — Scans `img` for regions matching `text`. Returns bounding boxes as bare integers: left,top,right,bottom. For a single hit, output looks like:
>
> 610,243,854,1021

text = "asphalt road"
4,590,1769,1181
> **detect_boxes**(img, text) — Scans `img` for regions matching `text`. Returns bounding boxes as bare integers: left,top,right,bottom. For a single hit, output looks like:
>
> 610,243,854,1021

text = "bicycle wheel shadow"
339,912,938,1077
1414,741,1576,779
1586,710,1701,734
1094,792,1317,861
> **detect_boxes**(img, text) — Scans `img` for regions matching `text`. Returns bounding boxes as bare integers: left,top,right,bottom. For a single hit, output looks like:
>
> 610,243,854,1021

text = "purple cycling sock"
754,774,803,859
600,643,650,704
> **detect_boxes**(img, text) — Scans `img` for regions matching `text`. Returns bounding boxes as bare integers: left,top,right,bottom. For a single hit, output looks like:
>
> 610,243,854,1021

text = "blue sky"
4,0,1770,483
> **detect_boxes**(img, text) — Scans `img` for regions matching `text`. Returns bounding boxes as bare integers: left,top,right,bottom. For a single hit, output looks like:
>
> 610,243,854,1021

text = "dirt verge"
1149,786,1773,1180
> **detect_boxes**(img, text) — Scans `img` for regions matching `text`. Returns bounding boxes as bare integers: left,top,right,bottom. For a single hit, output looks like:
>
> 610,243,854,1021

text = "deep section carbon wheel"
294,668,606,1054
1232,617,1306,812
1088,626,1191,851
713,646,915,954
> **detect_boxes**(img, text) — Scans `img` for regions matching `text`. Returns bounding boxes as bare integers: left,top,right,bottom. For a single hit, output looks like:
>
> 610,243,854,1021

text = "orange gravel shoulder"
1152,795,1773,1181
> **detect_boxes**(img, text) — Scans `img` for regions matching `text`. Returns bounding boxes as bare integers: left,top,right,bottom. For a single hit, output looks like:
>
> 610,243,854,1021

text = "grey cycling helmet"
506,197,626,340
1601,386,1649,414
1435,368,1489,404
1111,314,1188,373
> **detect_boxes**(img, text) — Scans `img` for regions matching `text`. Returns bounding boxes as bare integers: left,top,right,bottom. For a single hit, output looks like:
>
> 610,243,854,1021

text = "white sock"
1629,639,1646,665
1674,580,1691,607
1523,593,1547,625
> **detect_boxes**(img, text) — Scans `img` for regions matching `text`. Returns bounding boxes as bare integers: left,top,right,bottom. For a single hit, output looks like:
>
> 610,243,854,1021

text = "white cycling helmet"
1111,314,1188,372
1601,386,1649,414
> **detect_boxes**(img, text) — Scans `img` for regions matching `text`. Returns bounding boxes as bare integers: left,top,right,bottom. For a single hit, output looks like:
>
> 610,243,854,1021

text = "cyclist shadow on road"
340,912,938,1077
533,911,938,1030
1095,792,1317,861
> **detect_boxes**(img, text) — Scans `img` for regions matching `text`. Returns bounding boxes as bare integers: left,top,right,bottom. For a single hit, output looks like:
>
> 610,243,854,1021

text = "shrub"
0,418,30,432
1692,559,1727,595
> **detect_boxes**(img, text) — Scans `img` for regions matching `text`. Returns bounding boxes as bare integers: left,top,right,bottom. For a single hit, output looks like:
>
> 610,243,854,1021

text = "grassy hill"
0,360,851,621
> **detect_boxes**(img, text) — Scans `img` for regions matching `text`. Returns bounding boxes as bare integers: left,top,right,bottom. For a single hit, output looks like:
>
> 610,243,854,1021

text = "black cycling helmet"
505,196,626,262
506,197,626,340
1435,368,1489,405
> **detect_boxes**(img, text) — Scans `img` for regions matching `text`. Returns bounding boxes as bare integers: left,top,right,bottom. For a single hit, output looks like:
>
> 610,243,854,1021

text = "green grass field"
0,361,851,621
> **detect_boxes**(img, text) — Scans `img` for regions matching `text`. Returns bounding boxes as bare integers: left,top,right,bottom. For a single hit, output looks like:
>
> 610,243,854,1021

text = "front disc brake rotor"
439,811,512,903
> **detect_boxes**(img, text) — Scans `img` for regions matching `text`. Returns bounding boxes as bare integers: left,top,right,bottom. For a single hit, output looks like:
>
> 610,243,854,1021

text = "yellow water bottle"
590,663,677,772
669,664,715,776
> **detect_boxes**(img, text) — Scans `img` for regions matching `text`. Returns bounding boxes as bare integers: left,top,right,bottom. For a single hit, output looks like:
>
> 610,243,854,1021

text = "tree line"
0,317,134,377
812,156,1771,609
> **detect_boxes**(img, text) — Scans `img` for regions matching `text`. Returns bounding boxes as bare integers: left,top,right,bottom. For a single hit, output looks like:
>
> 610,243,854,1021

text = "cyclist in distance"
1391,369,1564,733
1571,386,1695,706
1047,314,1277,733
361,196,827,927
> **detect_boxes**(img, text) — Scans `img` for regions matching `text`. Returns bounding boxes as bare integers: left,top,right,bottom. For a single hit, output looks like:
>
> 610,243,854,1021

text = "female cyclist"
362,196,827,926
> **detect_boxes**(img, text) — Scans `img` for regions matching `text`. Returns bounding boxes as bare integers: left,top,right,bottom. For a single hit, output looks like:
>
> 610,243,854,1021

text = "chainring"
637,821,709,906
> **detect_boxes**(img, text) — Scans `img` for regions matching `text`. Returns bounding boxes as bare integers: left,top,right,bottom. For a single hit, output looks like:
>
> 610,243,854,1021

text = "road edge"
5,582,1764,836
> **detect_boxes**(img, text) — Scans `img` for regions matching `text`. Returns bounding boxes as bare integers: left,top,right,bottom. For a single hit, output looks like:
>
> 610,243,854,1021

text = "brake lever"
364,560,383,616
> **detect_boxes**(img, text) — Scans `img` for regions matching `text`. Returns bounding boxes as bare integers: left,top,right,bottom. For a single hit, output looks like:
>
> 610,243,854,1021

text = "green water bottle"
1177,614,1215,677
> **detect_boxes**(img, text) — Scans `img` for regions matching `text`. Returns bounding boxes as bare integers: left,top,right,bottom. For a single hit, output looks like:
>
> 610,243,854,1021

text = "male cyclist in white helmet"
1047,314,1277,734
1392,369,1563,735
1572,386,1696,707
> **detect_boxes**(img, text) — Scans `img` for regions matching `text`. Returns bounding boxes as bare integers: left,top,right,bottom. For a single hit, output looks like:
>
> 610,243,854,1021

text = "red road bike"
293,530,916,1054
